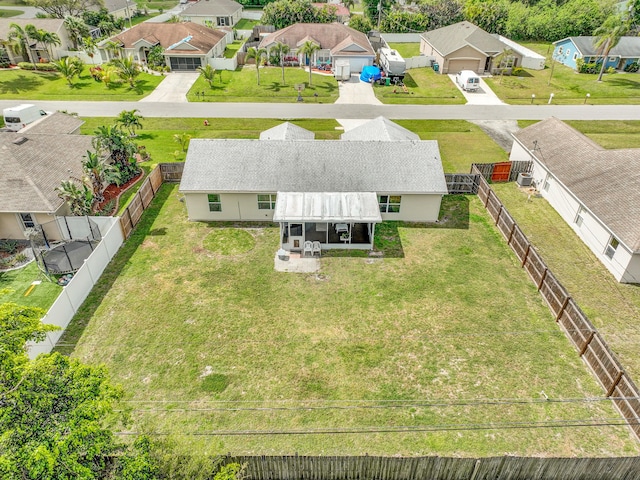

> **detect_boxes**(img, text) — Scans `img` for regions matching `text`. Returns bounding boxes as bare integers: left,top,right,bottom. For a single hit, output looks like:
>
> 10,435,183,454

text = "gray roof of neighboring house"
556,36,640,57
513,117,640,252
21,112,84,135
341,116,419,141
421,21,507,57
260,122,315,140
0,18,65,40
102,0,129,12
259,23,374,57
180,0,242,16
179,139,447,194
0,132,92,213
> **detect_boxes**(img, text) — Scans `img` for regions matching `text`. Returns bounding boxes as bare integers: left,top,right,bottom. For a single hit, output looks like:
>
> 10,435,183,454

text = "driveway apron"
139,72,199,103
335,74,382,131
448,74,504,105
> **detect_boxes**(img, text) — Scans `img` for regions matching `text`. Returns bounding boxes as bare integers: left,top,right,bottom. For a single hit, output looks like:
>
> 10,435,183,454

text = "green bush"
18,62,35,70
512,66,524,75
578,61,600,74
624,62,639,73
17,62,57,71
606,66,616,74
36,63,57,71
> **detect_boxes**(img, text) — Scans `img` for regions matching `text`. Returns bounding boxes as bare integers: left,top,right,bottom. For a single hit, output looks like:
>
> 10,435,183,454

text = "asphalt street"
1,100,639,120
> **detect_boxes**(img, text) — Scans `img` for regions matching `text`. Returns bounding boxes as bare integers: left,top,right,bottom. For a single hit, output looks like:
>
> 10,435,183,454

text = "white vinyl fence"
381,33,422,43
210,56,238,71
27,216,125,358
241,10,263,20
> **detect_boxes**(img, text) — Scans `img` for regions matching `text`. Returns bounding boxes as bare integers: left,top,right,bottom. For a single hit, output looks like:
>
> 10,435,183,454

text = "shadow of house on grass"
53,183,173,356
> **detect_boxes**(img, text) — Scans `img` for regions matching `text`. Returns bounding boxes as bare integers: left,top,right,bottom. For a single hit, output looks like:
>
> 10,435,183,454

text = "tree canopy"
24,0,104,19
261,0,337,30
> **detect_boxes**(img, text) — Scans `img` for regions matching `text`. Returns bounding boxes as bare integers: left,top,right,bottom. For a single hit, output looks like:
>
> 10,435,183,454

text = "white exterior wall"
383,194,442,222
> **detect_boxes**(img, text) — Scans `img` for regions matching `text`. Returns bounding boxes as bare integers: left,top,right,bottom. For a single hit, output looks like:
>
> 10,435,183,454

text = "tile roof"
0,132,92,213
560,36,640,57
180,0,242,16
513,117,640,252
341,117,419,141
259,23,374,57
260,122,315,140
107,22,225,55
421,21,506,57
21,112,84,135
179,139,447,195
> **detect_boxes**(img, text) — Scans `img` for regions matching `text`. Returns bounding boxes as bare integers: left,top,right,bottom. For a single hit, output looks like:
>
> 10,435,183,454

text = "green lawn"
146,0,178,10
373,67,465,105
0,262,62,311
235,18,259,30
491,183,640,386
130,14,157,26
223,40,243,59
388,43,420,59
0,7,21,17
486,41,640,105
187,66,339,103
0,66,164,100
519,120,640,149
58,186,638,457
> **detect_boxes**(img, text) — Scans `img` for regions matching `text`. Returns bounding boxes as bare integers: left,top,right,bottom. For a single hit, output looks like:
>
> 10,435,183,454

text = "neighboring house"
0,113,91,240
420,21,524,75
341,116,419,141
259,23,375,73
88,0,135,19
0,18,73,63
179,119,447,251
179,0,243,28
312,3,350,23
552,36,640,71
259,122,315,140
510,117,640,283
98,22,228,70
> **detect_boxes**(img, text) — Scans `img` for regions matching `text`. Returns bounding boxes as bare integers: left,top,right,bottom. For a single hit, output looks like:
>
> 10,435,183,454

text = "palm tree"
52,56,84,86
245,46,267,85
270,41,290,85
56,180,94,215
343,0,355,11
82,151,121,202
298,40,320,86
173,132,191,153
104,40,123,60
113,55,141,88
97,64,119,87
92,124,137,177
8,23,33,64
594,14,630,82
197,64,217,88
116,109,144,137
81,36,97,65
63,16,89,50
494,47,514,84
41,31,61,62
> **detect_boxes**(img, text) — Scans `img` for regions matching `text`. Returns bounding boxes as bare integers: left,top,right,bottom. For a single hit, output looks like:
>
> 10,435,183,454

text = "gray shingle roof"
0,18,65,41
561,36,640,57
0,133,92,213
260,122,315,140
341,117,419,141
179,139,447,195
21,112,84,135
180,0,242,16
513,117,640,252
421,21,506,57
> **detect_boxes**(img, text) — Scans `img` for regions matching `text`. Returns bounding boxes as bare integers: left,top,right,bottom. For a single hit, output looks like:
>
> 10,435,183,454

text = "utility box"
517,172,533,187
334,59,351,81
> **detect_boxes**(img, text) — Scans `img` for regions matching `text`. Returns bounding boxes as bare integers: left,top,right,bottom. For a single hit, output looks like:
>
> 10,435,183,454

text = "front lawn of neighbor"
0,66,164,100
491,183,640,385
187,66,339,103
0,8,22,17
373,67,465,105
59,186,638,457
387,42,420,58
519,120,640,149
0,262,62,311
486,42,640,105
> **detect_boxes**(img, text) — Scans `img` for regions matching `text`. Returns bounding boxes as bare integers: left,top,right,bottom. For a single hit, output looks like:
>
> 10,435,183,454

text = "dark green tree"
261,0,337,30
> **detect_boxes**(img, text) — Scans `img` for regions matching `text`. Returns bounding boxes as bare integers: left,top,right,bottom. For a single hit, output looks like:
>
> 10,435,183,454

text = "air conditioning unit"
517,172,533,187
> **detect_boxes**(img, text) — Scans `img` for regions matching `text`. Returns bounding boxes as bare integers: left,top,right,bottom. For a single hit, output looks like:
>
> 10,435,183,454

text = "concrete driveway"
448,74,504,105
334,74,382,105
139,72,199,103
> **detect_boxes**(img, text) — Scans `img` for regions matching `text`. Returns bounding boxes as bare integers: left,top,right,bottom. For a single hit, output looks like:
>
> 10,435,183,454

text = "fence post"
579,330,595,356
521,244,531,267
537,268,548,291
495,205,503,226
555,296,570,322
469,459,481,480
507,223,516,245
607,371,624,397
484,187,490,207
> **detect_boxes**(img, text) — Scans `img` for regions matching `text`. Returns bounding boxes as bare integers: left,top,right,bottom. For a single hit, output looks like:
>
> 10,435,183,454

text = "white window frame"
573,53,578,61
557,47,563,55
609,56,616,62
574,207,585,227
18,213,36,229
257,194,277,210
207,194,222,212
604,236,619,259
378,195,401,213
542,175,551,192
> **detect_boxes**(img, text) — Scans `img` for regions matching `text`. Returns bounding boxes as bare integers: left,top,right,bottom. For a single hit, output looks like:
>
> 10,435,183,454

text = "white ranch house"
510,117,640,283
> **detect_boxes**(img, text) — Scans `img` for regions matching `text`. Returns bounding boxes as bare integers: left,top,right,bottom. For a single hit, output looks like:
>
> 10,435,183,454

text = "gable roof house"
552,36,640,71
179,118,447,252
0,113,92,240
0,18,73,64
420,21,526,74
179,0,243,28
510,117,640,283
98,22,228,70
258,23,374,73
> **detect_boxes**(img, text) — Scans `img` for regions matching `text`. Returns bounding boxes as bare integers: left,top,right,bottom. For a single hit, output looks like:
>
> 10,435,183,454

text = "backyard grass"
223,40,244,59
387,42,420,58
486,41,640,105
58,185,639,457
373,67,465,105
235,18,259,30
0,66,164,100
0,262,62,311
0,8,21,16
491,183,640,386
518,120,640,149
187,66,339,103
130,14,157,26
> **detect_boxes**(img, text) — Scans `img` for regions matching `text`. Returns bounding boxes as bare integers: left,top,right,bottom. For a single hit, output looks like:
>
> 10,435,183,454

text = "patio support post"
370,223,376,250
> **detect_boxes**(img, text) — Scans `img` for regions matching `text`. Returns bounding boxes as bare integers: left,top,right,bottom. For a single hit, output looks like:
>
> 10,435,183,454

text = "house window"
542,176,551,192
609,56,616,62
208,194,222,212
378,195,401,213
573,53,578,61
574,207,585,227
604,236,619,259
557,47,563,55
499,55,515,69
217,17,229,26
19,213,35,229
565,48,570,57
258,194,276,209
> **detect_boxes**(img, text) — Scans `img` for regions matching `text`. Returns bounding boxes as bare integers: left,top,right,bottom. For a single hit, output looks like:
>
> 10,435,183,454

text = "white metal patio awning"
273,192,382,223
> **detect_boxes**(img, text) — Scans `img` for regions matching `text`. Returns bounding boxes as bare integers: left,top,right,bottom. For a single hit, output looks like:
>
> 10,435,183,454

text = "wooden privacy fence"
472,161,532,182
444,173,480,194
223,454,640,480
473,166,640,442
119,163,184,238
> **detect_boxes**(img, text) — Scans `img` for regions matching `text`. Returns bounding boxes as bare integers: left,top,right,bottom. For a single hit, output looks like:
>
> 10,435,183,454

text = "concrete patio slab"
274,251,320,273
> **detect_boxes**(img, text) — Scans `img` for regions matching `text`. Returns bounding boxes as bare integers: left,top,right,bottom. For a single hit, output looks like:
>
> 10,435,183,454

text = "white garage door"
447,59,481,74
